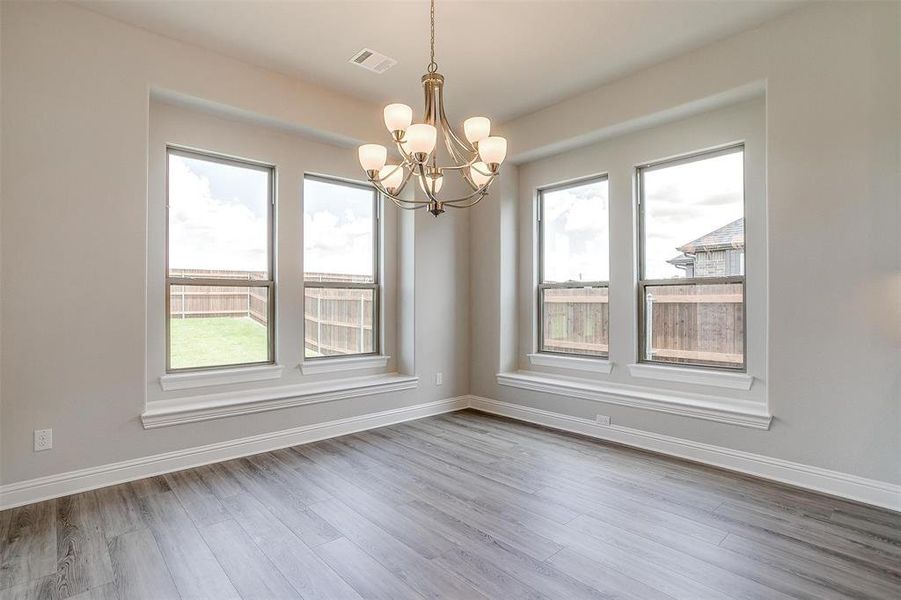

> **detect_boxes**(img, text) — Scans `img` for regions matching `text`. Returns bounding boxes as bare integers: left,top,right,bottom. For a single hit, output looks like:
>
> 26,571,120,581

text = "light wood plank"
140,490,241,599
223,492,364,600
107,529,179,600
55,493,114,597
313,537,423,600
199,519,301,599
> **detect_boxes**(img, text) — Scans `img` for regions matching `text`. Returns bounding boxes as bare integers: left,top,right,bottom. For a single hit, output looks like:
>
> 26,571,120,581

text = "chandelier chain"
427,0,438,73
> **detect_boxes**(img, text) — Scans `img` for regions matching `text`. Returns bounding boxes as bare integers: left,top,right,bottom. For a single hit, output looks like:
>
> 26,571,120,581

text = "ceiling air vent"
349,48,397,74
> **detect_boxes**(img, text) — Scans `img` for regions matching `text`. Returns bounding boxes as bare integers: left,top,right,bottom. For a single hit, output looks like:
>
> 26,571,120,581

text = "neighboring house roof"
666,253,695,268
677,218,744,253
666,218,744,267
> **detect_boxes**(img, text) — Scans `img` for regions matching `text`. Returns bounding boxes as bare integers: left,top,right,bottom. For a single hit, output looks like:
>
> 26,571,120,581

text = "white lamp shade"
464,117,491,143
405,124,437,155
419,174,444,194
358,144,387,171
379,164,404,192
383,103,413,132
470,161,492,186
478,136,507,165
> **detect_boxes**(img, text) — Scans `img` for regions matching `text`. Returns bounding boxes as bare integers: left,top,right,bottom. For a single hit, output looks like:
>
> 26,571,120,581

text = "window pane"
304,178,375,283
642,149,744,280
541,179,609,283
643,283,743,368
305,287,375,357
169,284,270,369
168,152,270,279
541,287,608,357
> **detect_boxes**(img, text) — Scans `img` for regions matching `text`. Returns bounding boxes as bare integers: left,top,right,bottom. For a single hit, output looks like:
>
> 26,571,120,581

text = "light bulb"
358,144,387,172
470,161,492,186
464,117,491,144
419,173,444,194
405,124,437,155
478,137,507,165
379,164,404,193
383,103,413,133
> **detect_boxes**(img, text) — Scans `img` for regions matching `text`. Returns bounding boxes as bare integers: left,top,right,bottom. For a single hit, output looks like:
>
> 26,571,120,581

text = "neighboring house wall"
693,249,742,277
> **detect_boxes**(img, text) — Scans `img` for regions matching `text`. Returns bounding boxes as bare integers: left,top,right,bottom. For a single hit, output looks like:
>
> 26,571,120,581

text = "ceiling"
77,1,800,124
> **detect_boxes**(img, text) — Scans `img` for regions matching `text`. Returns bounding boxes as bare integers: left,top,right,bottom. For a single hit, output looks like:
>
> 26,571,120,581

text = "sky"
168,154,269,274
168,155,375,279
303,178,374,279
542,179,609,283
169,148,741,282
642,149,744,279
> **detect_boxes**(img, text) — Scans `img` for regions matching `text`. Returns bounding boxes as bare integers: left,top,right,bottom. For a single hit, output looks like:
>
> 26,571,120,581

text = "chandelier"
357,0,508,217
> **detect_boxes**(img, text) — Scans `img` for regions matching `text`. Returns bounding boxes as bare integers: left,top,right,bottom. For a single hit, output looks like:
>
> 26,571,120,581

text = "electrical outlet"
595,415,611,426
34,429,52,452
436,372,443,386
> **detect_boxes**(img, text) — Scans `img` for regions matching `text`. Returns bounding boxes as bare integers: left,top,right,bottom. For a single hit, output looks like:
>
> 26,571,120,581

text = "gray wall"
0,1,469,486
1,0,897,491
471,1,901,484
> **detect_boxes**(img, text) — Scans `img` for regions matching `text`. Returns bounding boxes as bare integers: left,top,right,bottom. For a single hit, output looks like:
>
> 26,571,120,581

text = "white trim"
527,353,613,374
142,373,418,429
497,370,771,429
300,354,390,375
628,363,753,390
468,396,901,512
0,396,467,511
159,364,284,391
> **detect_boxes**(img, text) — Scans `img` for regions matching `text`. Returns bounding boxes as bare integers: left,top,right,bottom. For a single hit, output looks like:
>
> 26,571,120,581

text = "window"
166,148,275,371
303,175,379,358
537,176,610,358
638,145,745,370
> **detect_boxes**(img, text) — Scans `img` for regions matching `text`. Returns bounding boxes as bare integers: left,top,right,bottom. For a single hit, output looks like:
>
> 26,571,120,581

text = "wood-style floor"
1,410,900,600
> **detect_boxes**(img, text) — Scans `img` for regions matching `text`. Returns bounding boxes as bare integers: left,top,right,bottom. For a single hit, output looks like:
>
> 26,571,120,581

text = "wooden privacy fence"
304,287,374,356
169,269,372,356
542,283,743,366
542,288,610,356
169,269,269,325
644,283,743,366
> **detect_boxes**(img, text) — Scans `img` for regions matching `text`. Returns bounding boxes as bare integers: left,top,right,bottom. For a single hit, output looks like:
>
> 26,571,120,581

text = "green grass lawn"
170,316,268,369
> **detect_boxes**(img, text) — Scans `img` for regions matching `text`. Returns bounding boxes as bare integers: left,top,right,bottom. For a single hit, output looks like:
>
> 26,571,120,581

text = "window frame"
536,174,610,359
636,143,747,372
302,173,381,361
164,146,277,374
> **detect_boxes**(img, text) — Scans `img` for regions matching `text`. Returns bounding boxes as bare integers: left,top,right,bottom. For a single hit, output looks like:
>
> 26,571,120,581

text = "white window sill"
142,372,418,429
527,353,612,374
159,364,284,391
300,354,390,375
496,370,770,429
627,363,753,391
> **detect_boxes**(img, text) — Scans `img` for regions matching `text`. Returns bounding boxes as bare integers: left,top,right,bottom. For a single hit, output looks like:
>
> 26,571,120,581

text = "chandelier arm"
388,197,429,210
390,138,417,165
461,169,480,191
430,185,491,205
391,164,418,196
437,113,474,165
416,162,440,204
371,178,431,205
443,192,487,209
438,85,477,156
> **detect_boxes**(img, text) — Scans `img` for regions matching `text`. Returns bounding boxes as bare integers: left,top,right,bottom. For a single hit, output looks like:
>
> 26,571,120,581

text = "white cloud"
168,155,268,274
543,180,610,282
303,178,374,277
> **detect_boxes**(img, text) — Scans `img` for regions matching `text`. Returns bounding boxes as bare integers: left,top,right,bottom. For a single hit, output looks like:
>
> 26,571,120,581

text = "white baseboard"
0,396,468,510
468,396,901,512
3,394,898,513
